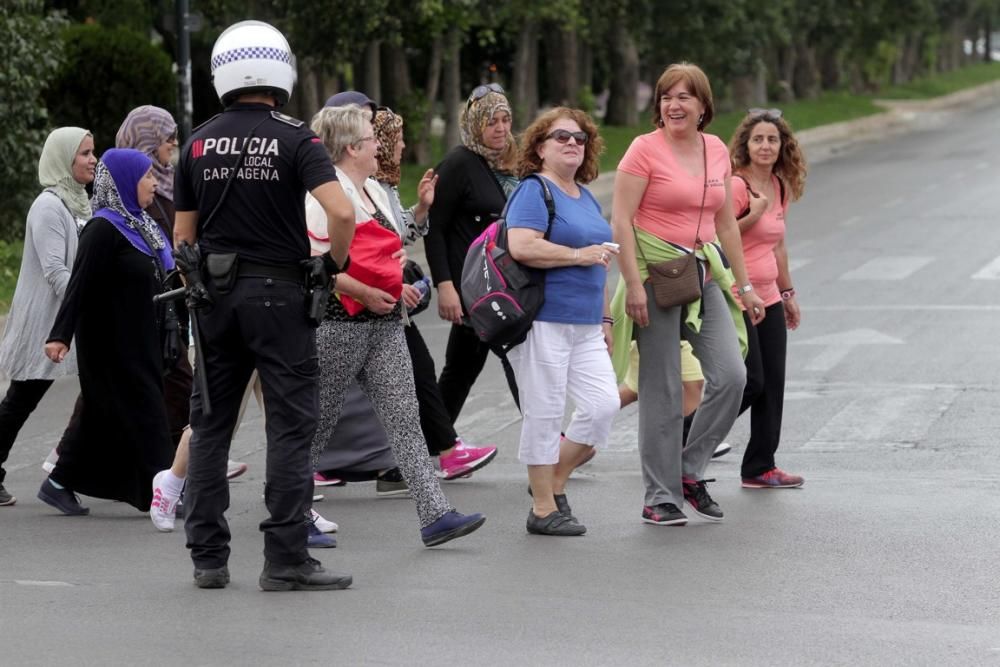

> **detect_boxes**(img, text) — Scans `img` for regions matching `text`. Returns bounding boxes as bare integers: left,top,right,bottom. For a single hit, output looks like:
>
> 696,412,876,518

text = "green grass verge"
877,61,1000,99
0,240,22,314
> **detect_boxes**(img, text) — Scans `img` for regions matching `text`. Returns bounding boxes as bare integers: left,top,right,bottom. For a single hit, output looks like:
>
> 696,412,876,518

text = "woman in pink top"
728,109,807,489
612,63,765,527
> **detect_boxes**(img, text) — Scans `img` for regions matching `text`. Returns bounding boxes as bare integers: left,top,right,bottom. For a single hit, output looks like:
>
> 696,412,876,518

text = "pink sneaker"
437,440,498,480
150,471,179,532
313,472,346,487
742,467,804,489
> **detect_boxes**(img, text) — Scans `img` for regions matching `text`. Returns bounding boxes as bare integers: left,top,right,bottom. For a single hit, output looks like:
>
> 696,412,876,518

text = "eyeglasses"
748,107,782,119
467,83,505,109
165,133,178,144
355,135,377,146
545,129,588,146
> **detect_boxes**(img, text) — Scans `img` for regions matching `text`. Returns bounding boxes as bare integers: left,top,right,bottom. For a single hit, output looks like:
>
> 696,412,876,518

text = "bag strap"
635,133,707,264
499,173,556,239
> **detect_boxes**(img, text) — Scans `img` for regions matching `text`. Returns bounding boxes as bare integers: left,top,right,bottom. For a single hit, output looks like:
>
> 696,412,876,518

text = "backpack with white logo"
460,175,555,349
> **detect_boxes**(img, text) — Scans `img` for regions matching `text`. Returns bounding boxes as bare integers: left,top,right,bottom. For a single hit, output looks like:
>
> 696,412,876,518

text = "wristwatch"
737,284,754,296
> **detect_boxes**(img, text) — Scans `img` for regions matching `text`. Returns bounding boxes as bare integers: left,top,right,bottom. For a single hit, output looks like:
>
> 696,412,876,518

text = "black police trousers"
184,276,319,569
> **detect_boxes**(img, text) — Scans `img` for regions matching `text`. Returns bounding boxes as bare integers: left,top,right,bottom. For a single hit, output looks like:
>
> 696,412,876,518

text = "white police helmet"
210,20,297,107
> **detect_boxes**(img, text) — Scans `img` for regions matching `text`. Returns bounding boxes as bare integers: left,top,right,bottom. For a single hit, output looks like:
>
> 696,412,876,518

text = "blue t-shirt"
506,176,612,324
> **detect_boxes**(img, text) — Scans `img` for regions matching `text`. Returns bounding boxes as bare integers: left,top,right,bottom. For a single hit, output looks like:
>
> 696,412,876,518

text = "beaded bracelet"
780,287,796,300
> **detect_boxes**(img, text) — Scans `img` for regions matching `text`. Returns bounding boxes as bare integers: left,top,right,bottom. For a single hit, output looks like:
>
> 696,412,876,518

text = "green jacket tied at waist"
610,227,748,382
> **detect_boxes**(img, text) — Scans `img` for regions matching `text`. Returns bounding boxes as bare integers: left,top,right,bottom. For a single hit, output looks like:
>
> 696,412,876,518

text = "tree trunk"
605,16,638,126
297,58,322,120
382,41,411,110
985,16,993,63
415,35,443,165
511,21,539,128
442,27,462,151
775,44,797,102
792,40,820,100
818,45,841,89
363,40,382,102
547,27,578,106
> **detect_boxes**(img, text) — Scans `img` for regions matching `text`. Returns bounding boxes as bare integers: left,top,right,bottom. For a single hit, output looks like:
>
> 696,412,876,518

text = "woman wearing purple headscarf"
38,149,176,515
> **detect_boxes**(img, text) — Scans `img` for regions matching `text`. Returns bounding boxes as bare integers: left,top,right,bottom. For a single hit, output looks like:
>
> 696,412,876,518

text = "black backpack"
459,175,555,349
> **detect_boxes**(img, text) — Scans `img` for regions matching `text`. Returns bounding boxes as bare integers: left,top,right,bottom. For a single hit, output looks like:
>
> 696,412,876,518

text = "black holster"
206,253,239,294
301,257,329,328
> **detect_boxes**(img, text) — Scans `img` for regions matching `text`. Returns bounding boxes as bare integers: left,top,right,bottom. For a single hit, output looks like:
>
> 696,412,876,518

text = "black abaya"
48,217,173,510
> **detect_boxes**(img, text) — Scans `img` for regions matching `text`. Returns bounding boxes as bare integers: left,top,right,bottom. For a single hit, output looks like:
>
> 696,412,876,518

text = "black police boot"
258,557,352,591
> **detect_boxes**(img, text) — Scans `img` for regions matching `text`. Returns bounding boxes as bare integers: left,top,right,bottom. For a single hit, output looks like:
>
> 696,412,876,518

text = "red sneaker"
741,467,804,489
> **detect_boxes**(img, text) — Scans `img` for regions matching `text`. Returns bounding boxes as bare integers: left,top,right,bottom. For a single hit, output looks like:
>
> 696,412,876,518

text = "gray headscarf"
38,127,92,221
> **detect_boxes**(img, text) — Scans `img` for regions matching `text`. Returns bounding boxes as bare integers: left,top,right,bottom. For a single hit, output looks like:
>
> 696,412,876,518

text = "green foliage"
46,25,175,153
44,23,176,154
0,240,24,312
878,61,1000,97
0,1,68,241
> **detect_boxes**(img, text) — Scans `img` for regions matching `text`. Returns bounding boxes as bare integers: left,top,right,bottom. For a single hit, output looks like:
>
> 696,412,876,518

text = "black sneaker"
641,503,688,526
0,483,15,506
526,510,586,536
259,557,352,591
193,566,230,589
37,479,89,515
682,477,724,522
527,487,577,522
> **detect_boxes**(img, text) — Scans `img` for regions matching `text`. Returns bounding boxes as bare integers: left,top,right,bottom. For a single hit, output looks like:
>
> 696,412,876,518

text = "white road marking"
14,580,75,587
795,328,904,373
787,257,812,272
840,215,862,227
883,197,903,209
971,255,1000,280
808,305,1000,311
802,387,959,451
839,256,933,281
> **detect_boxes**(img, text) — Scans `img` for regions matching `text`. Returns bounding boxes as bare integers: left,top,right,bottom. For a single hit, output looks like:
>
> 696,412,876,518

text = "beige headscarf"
38,127,92,220
460,90,516,173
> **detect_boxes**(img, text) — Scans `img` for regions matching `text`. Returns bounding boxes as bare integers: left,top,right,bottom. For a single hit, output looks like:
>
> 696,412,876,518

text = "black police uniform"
174,102,338,570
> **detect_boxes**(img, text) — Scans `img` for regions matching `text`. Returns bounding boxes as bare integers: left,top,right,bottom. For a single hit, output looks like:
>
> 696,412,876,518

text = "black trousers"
184,277,318,569
0,379,54,484
437,322,520,423
404,322,458,455
738,302,787,478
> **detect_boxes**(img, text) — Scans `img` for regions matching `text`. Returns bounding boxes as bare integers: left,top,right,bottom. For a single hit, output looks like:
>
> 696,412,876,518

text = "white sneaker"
226,459,248,480
309,509,338,534
42,447,59,473
712,442,732,459
150,470,179,532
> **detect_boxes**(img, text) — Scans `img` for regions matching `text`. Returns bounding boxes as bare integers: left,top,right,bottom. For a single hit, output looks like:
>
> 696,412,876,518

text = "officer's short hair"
310,104,369,164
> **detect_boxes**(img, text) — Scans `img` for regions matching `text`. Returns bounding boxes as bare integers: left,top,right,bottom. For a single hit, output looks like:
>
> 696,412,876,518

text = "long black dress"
48,217,173,510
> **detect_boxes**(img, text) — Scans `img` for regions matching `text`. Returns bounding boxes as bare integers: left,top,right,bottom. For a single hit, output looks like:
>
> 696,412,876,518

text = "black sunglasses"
748,107,783,119
546,129,588,146
467,83,505,109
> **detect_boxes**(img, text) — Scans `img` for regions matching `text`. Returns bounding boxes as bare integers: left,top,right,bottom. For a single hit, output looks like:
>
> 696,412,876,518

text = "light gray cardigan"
0,190,79,380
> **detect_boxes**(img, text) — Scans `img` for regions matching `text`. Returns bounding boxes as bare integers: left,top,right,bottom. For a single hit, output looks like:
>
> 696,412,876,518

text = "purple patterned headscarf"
91,149,175,270
115,105,176,201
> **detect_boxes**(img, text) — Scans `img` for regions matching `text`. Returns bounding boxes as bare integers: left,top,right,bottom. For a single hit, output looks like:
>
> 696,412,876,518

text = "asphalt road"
2,103,1000,666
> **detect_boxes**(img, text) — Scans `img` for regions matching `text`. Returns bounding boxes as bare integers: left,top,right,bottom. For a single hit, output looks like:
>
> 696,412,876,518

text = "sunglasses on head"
748,107,782,120
546,129,588,146
467,83,505,109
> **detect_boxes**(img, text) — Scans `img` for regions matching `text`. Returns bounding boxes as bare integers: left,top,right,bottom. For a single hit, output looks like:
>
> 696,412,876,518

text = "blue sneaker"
420,510,485,547
307,522,337,548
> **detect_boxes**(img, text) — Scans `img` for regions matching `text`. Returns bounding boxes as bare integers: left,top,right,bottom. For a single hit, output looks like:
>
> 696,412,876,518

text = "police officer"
173,20,355,591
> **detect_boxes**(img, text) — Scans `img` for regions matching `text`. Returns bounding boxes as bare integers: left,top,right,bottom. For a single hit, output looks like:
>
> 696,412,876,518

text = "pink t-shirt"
617,131,731,248
730,175,787,306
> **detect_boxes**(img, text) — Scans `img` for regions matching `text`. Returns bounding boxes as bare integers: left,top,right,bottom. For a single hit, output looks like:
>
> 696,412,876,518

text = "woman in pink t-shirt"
611,63,765,527
728,109,807,489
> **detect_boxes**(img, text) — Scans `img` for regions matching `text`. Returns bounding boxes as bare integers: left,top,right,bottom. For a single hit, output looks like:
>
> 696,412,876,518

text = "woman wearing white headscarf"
0,128,96,507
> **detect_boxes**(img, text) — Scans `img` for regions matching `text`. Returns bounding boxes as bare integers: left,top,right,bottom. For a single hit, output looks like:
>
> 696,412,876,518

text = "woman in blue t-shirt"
506,108,621,537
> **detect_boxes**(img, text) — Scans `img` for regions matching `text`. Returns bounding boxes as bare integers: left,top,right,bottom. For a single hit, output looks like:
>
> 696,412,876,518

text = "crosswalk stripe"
972,255,1000,280
839,256,933,281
